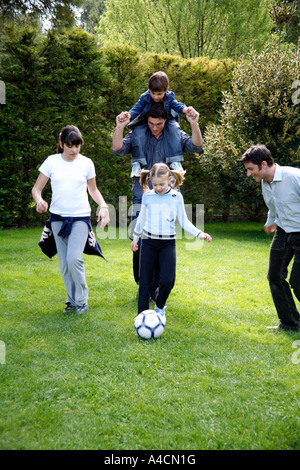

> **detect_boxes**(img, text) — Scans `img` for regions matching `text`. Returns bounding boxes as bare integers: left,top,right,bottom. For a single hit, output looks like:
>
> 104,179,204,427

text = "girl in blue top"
131,163,212,318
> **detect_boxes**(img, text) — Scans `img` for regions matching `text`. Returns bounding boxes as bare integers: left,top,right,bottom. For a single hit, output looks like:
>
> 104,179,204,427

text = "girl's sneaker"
155,305,166,325
63,302,76,313
76,304,88,315
154,304,166,315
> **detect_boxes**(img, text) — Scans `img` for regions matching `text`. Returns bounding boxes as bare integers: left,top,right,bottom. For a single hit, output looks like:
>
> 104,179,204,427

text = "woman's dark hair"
240,144,274,168
57,125,83,153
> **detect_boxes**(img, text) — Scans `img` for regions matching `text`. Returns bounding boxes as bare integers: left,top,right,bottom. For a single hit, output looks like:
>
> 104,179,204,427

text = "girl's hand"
97,207,110,228
199,232,212,243
36,200,48,213
264,223,276,234
131,238,139,252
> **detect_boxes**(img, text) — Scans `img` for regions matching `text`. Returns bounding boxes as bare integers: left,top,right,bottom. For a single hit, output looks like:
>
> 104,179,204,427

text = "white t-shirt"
39,153,96,217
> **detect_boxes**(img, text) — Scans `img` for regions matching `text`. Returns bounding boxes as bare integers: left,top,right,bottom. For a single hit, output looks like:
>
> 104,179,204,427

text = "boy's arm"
168,93,197,117
169,97,188,115
128,91,149,119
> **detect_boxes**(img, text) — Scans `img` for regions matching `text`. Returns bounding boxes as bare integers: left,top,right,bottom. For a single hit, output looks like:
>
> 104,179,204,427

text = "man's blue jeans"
267,226,300,329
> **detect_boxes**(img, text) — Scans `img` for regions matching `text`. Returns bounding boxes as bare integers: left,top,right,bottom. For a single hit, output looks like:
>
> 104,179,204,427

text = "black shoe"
278,321,300,331
63,302,76,313
267,322,300,331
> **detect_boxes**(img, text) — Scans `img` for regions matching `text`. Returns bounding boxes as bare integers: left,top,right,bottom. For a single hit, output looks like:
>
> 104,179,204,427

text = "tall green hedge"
0,25,234,227
203,39,300,221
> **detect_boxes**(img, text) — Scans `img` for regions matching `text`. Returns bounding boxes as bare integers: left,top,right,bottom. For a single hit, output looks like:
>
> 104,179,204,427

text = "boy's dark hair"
148,71,169,92
240,144,274,168
146,102,167,120
58,125,83,153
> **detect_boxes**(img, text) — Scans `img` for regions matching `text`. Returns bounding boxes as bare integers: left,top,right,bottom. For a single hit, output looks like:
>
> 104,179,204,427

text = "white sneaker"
131,162,142,177
76,304,88,314
170,162,184,171
155,305,166,325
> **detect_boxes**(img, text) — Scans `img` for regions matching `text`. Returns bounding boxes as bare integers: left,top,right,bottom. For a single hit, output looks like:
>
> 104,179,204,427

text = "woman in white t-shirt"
32,125,109,314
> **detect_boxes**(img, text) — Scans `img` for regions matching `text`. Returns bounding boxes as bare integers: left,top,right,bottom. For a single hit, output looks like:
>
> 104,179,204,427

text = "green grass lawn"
0,223,299,450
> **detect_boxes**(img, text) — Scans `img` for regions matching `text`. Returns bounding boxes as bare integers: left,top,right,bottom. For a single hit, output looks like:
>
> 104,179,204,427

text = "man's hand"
184,106,198,120
264,223,276,234
112,113,131,151
116,112,131,127
185,109,199,125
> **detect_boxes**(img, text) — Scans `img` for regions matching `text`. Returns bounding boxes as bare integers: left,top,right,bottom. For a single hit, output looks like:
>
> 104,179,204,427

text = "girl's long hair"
140,162,185,192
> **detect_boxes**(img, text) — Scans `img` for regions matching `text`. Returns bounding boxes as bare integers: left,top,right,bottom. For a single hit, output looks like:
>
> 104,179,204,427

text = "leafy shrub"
203,38,300,221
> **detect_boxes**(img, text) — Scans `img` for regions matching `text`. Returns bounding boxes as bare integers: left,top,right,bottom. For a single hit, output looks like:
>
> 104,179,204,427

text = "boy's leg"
131,124,148,167
131,162,142,178
163,120,184,165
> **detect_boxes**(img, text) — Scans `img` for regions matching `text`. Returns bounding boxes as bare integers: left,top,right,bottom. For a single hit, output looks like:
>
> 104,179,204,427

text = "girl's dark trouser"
267,226,300,328
138,238,176,314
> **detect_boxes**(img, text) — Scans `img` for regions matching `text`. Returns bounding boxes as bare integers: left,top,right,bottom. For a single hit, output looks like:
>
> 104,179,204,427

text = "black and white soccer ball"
134,309,166,339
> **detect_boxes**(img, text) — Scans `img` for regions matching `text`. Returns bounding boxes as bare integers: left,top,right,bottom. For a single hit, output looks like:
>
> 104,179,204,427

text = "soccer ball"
134,309,166,339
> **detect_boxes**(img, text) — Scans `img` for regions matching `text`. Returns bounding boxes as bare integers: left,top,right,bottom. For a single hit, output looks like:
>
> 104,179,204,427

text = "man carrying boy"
112,102,203,287
240,144,300,331
118,71,197,176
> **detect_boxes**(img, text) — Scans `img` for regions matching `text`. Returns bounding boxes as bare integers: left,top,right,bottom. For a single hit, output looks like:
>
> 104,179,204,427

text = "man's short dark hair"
240,144,274,167
146,102,167,120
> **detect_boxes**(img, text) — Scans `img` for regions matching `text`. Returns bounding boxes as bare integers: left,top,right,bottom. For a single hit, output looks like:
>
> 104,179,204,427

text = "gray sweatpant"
52,221,89,307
